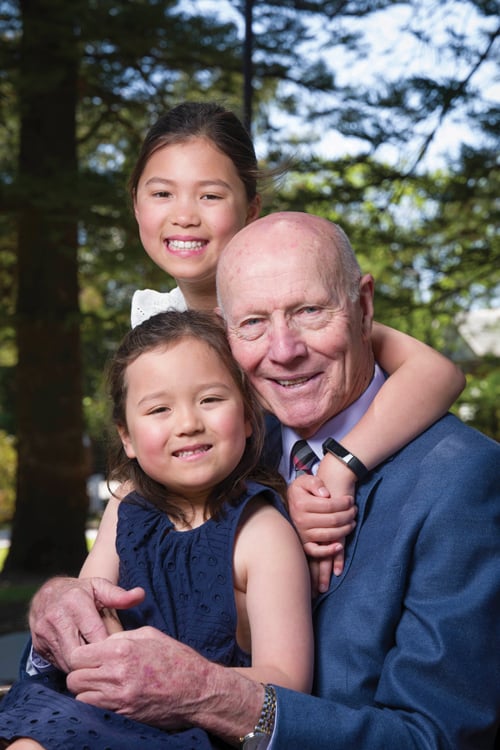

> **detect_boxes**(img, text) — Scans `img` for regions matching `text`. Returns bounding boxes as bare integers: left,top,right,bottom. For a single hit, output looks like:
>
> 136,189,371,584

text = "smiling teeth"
277,377,310,387
175,447,208,457
168,240,204,249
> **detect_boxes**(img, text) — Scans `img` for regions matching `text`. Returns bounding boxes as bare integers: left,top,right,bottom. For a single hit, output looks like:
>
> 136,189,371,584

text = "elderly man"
25,213,500,748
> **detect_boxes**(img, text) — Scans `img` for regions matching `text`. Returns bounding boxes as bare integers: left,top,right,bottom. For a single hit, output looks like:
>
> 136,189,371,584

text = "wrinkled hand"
68,628,265,740
288,474,357,594
29,576,144,672
68,627,212,730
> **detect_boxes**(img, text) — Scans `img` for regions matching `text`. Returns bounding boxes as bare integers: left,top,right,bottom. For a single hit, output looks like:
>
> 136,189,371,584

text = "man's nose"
267,317,307,363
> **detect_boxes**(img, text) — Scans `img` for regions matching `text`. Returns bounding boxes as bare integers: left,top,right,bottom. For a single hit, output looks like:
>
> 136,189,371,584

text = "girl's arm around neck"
232,499,314,692
311,322,465,586
330,321,466,470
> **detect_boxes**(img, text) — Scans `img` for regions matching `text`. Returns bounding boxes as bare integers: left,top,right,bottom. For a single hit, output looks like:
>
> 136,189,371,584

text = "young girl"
0,310,313,749
126,101,465,588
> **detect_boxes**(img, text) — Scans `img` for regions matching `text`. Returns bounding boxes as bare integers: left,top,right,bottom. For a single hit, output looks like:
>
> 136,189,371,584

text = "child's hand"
316,452,359,577
309,558,338,598
287,473,357,594
99,607,123,635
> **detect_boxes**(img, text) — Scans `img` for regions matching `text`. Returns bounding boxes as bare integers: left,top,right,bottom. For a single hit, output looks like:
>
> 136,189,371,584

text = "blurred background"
0,0,498,582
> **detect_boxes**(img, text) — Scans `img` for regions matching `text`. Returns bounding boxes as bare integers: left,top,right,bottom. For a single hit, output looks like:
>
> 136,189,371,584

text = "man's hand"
29,576,145,672
288,474,357,595
67,627,264,741
68,627,195,729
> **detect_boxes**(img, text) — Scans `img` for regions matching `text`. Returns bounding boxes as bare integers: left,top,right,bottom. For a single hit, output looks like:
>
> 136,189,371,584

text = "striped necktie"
291,440,318,476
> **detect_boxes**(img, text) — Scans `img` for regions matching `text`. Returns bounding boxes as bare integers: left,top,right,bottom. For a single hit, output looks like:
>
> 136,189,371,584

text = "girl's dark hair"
129,101,259,203
107,309,286,525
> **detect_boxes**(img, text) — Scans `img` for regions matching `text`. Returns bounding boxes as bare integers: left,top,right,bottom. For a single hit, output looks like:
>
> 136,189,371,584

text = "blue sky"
183,1,499,170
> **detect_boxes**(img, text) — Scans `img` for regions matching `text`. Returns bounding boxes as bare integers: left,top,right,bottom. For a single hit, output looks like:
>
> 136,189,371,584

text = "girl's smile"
133,137,260,305
118,336,252,509
171,442,212,459
165,237,207,256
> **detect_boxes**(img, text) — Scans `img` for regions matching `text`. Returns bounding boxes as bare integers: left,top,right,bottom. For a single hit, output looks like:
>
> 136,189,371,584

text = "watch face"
242,732,270,749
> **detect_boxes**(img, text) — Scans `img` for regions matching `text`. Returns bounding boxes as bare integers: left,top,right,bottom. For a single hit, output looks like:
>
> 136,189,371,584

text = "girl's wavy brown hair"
107,309,286,525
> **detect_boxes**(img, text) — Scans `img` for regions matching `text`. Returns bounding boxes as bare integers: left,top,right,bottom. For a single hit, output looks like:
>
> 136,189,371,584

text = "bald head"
216,212,361,315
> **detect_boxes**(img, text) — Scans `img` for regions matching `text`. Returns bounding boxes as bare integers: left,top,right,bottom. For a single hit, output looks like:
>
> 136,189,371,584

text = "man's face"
218,215,374,438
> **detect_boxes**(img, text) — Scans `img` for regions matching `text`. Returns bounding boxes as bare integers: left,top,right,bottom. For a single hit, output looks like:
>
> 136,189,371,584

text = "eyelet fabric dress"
0,482,288,750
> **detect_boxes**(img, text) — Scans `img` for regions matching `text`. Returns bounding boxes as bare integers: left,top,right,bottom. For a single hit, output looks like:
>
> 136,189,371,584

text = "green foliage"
0,431,16,524
455,363,500,441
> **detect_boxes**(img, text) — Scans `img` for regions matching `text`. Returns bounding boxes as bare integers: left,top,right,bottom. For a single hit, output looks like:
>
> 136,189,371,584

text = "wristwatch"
239,684,276,749
322,437,368,481
240,732,271,749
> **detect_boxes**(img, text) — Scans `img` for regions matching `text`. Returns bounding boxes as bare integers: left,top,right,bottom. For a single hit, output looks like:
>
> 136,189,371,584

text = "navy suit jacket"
266,414,500,749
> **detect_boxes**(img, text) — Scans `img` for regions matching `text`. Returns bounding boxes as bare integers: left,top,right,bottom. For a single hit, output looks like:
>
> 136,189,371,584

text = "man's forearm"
189,663,265,746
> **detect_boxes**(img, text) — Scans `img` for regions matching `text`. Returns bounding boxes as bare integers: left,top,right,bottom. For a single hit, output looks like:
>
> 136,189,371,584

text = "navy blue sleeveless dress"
0,482,287,749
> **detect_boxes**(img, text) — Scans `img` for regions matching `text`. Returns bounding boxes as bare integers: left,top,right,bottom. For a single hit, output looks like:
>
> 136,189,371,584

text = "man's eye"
299,306,322,315
243,317,262,326
293,306,333,330
236,318,266,341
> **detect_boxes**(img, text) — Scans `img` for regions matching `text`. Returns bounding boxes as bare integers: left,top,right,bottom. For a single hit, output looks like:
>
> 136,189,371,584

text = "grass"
0,547,38,607
0,533,98,634
0,530,96,622
0,536,96,634
0,582,37,604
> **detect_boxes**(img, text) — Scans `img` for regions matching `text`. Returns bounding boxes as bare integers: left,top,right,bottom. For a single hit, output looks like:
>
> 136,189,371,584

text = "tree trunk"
3,0,88,579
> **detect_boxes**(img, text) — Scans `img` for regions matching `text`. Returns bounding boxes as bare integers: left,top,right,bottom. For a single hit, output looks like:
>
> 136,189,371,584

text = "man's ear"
117,425,136,459
359,274,375,340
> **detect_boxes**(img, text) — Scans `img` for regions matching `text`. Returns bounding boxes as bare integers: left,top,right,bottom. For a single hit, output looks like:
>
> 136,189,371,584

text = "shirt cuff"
26,645,55,676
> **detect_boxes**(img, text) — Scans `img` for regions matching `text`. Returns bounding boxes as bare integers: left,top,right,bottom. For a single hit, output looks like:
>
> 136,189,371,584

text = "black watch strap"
322,437,368,481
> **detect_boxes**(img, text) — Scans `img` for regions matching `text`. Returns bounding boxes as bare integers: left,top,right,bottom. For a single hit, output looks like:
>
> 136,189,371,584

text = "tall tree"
4,0,88,576
1,0,247,577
